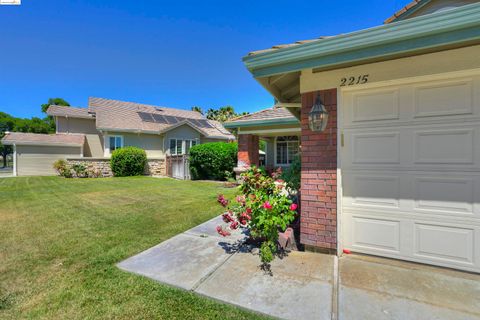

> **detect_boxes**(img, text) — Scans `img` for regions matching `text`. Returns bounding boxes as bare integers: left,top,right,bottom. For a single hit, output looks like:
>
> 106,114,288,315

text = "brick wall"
300,89,338,252
237,134,259,168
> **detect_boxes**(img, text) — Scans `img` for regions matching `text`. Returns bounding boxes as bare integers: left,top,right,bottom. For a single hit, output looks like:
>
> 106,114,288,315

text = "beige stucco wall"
56,117,103,157
57,117,97,134
406,0,478,19
16,145,82,176
107,132,165,158
300,45,480,93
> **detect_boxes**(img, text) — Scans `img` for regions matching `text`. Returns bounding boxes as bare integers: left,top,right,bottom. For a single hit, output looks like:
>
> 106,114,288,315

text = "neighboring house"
2,97,234,176
233,0,480,273
224,107,299,172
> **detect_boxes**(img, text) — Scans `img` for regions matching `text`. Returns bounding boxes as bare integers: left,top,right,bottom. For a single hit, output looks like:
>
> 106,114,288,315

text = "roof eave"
2,141,83,147
243,3,480,78
224,117,299,128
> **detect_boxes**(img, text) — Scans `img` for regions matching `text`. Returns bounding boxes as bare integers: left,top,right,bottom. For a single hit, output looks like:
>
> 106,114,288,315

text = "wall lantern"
308,95,329,132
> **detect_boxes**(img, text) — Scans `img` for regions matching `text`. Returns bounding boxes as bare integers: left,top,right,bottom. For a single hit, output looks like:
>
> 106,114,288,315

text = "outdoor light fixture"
308,95,329,132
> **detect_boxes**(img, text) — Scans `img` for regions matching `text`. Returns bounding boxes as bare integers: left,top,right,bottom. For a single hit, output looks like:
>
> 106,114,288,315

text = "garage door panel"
350,132,400,164
341,73,480,273
414,223,474,265
413,129,475,164
351,89,400,122
351,216,401,253
413,79,474,118
414,176,475,214
343,174,401,209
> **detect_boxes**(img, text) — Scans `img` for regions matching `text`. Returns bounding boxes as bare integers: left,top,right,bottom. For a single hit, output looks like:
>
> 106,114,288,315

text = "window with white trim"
275,136,299,165
169,139,197,155
109,135,124,152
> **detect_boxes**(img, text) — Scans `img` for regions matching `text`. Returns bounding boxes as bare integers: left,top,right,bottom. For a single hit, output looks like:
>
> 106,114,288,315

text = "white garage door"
17,145,81,176
341,72,480,273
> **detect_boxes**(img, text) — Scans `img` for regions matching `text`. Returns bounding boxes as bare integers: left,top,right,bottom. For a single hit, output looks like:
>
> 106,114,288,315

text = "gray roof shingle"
228,107,296,122
47,106,94,119
47,97,235,140
1,132,85,146
89,97,234,140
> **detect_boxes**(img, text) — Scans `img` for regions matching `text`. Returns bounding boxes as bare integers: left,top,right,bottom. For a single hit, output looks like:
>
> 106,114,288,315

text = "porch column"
300,89,338,253
13,143,17,177
234,134,259,177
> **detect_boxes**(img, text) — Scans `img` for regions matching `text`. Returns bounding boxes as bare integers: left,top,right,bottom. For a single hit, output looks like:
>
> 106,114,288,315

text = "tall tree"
0,112,14,167
205,105,248,123
41,97,70,113
41,97,70,133
191,106,203,115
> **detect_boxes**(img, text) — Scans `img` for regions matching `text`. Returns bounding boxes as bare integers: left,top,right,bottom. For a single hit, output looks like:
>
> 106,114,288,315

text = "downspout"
13,143,17,177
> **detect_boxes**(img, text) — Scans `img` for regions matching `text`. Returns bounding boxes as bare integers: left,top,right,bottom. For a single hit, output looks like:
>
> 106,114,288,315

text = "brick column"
300,89,338,253
235,134,259,177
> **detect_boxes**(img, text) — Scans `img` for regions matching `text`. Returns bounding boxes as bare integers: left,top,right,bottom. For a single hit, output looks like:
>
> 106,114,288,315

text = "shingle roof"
384,0,424,24
1,132,85,146
89,97,234,140
46,106,94,119
228,107,296,122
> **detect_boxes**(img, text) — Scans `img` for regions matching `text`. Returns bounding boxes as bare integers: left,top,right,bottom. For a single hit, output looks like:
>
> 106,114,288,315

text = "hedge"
110,146,147,177
189,142,237,180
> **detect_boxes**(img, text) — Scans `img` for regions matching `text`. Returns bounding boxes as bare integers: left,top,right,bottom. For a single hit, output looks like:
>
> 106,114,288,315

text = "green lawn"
0,176,266,319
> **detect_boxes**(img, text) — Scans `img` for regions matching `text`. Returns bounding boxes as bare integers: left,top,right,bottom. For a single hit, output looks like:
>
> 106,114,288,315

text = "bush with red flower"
216,166,298,265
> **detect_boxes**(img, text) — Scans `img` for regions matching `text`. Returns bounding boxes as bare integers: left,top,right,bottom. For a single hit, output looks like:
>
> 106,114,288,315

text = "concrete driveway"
339,254,480,320
118,216,480,320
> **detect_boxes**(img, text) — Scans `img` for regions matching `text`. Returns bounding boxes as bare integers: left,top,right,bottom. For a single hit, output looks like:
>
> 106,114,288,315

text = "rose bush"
216,166,298,265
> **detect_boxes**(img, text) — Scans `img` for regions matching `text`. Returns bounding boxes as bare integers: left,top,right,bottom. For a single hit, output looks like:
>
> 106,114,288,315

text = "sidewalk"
118,215,335,320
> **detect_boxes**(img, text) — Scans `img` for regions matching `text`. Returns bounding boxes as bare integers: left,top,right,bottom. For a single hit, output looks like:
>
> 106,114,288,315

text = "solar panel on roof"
163,115,179,124
152,114,167,123
137,112,212,128
197,119,213,128
138,112,155,122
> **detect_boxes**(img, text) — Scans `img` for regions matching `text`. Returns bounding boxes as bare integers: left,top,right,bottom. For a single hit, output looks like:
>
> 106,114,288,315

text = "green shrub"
52,159,72,178
110,147,147,177
280,155,301,191
72,163,87,178
53,159,67,174
189,142,237,180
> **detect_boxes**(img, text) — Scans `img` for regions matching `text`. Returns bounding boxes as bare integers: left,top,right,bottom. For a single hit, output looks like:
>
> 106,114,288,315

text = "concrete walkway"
118,216,480,320
118,216,335,320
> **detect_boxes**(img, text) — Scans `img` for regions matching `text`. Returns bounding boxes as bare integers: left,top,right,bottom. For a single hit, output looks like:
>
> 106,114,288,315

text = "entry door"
341,72,480,273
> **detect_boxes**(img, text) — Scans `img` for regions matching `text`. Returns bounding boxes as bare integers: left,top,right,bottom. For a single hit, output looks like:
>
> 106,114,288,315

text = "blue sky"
0,1,406,118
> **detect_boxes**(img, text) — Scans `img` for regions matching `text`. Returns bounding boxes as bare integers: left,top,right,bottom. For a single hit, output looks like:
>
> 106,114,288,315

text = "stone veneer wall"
66,158,166,177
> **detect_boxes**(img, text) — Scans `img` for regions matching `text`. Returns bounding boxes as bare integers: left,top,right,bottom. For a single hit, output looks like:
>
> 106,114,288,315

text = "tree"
0,113,14,168
191,106,203,114
41,97,70,133
41,97,70,113
205,105,248,123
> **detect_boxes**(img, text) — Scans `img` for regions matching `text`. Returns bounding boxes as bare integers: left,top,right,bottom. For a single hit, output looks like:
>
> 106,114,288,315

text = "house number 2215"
340,74,369,86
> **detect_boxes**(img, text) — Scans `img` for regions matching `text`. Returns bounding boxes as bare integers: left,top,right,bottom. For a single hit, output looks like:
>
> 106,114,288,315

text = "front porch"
224,107,301,177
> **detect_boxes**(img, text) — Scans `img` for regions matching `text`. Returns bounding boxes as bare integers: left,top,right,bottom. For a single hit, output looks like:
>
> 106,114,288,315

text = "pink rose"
290,203,298,211
230,221,239,230
263,201,272,210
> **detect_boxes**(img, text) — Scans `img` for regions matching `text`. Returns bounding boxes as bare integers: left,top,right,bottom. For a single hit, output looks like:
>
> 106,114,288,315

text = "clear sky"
0,1,406,118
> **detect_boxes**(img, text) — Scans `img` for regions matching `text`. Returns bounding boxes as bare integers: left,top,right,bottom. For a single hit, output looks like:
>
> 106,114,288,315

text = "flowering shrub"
217,166,298,265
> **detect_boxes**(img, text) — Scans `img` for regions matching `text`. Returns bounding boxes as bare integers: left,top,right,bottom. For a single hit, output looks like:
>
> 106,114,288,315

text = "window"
109,135,123,152
170,139,197,155
276,136,299,165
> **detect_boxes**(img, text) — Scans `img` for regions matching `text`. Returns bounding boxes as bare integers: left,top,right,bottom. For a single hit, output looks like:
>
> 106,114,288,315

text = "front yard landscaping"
0,176,267,319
